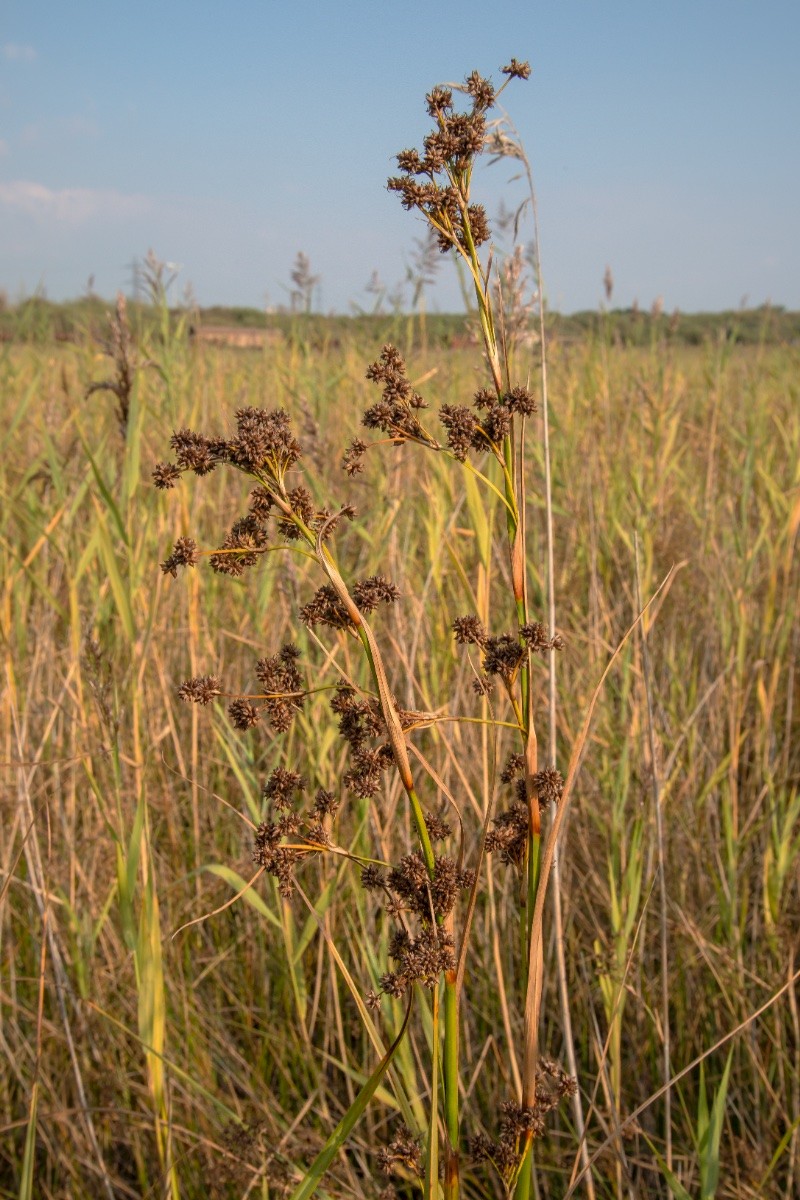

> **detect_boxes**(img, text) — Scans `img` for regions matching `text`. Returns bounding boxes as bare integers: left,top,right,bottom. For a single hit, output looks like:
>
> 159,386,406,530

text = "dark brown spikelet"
481,404,513,444
363,345,430,441
504,385,537,415
473,387,496,410
248,484,274,521
263,767,306,810
360,864,386,891
331,685,385,749
160,536,200,577
426,86,453,117
483,633,526,678
520,621,563,653
178,675,222,705
425,812,451,842
153,461,181,489
467,204,491,247
228,699,261,730
170,428,220,476
440,404,479,461
465,69,496,111
343,745,393,798
256,644,304,732
430,856,460,918
385,853,464,921
379,926,455,999
377,1125,422,1179
312,788,339,816
209,516,269,577
276,485,315,540
253,822,301,897
396,147,423,174
500,752,526,784
485,801,529,867
343,437,367,474
453,615,488,646
468,1132,494,1163
532,767,564,805
537,1057,578,1106
227,407,302,474
472,673,495,696
352,574,401,612
501,58,532,80
299,584,353,630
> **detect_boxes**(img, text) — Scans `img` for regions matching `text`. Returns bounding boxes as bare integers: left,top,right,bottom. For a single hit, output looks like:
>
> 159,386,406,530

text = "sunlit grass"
1,324,798,1198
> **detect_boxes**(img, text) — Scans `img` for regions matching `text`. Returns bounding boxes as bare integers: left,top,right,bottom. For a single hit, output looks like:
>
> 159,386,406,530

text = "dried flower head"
153,461,181,489
485,802,529,867
500,752,526,784
255,644,305,732
263,767,307,810
452,615,488,646
228,698,261,730
501,58,532,80
520,621,563,653
377,1124,422,1178
160,536,200,577
532,766,564,805
178,675,222,705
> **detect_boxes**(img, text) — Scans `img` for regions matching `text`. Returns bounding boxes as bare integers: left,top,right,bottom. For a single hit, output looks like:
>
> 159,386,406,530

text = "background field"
1,314,798,1198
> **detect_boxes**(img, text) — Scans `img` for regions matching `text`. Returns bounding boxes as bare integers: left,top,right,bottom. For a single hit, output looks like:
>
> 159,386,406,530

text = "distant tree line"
1,292,798,349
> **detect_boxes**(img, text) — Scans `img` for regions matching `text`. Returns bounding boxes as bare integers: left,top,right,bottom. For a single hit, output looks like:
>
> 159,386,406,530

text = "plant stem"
443,971,460,1199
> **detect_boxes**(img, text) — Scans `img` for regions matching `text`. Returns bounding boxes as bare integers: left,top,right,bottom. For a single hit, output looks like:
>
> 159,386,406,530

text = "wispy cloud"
2,43,37,62
0,180,152,224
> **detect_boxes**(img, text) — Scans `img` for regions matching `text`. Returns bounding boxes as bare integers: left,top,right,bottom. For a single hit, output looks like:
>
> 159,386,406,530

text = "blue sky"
1,1,798,312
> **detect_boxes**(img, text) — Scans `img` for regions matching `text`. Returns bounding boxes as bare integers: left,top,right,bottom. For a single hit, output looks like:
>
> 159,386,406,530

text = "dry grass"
1,321,798,1199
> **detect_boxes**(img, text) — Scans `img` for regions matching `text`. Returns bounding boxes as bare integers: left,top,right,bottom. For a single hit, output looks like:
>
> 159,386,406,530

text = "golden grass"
1,328,798,1198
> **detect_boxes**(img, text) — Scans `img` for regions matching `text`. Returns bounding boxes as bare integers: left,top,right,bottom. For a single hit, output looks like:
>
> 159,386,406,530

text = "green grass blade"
287,996,413,1200
202,864,281,928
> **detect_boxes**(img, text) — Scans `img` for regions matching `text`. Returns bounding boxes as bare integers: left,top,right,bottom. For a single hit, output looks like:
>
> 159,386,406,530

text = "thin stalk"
634,532,671,1170
426,986,441,1198
443,970,460,1198
522,128,596,1197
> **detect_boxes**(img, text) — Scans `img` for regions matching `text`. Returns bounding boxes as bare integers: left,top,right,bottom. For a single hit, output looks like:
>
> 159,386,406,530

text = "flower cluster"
485,801,529,867
177,674,221,705
255,645,305,732
328,684,420,799
377,1124,422,1179
209,515,270,577
486,756,564,867
299,574,401,631
155,406,359,586
377,924,456,999
453,614,564,691
361,848,474,1005
160,535,200,577
386,64,529,258
178,644,307,735
361,345,433,445
439,384,538,461
469,1061,576,1183
154,407,301,489
252,767,341,897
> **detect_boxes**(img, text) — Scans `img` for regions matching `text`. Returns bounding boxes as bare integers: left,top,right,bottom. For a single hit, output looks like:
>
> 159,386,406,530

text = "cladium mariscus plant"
155,60,627,1199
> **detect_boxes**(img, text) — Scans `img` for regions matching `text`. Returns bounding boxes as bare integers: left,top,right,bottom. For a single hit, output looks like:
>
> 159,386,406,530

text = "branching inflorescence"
156,59,574,1200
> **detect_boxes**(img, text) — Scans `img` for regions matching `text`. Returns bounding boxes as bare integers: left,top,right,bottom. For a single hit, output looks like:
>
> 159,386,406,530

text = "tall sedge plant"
156,60,576,1199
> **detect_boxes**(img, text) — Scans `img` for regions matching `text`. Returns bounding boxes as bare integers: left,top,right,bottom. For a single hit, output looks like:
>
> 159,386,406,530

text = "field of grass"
1,320,798,1199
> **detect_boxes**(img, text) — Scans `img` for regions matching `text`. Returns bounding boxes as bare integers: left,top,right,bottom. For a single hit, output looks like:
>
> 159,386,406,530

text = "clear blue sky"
1,1,798,312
